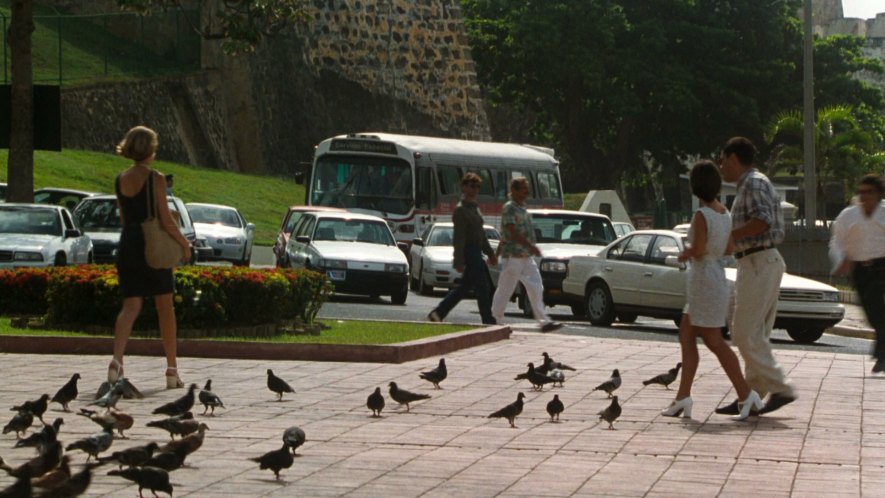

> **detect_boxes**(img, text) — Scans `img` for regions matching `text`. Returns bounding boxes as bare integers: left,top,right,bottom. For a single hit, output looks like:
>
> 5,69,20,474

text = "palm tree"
765,105,876,221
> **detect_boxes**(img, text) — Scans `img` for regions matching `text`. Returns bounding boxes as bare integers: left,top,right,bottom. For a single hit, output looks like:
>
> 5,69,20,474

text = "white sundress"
685,206,732,328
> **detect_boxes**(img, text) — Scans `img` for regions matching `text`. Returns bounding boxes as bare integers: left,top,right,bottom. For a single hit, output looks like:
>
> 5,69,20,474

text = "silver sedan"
186,203,255,266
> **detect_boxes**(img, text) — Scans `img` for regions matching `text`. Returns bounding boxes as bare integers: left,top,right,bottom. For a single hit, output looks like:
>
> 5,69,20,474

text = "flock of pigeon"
1,354,685,496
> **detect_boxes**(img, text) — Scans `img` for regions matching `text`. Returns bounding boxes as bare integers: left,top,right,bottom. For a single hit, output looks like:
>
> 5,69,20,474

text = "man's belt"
734,245,773,259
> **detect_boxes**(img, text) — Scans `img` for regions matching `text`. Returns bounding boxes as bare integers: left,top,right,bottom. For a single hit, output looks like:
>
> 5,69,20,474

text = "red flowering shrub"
0,268,54,315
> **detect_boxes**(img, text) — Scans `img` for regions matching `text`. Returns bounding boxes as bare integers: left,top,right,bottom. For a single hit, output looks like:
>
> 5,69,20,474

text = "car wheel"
409,270,419,291
617,312,638,324
390,285,408,305
787,327,824,344
586,281,615,326
234,251,251,267
570,302,588,318
417,265,434,295
54,253,67,267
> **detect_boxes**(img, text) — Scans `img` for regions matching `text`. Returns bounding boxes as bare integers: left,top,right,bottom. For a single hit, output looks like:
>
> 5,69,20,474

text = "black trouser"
854,260,885,358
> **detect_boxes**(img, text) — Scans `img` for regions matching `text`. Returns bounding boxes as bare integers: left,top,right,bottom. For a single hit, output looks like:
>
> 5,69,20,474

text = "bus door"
415,165,438,235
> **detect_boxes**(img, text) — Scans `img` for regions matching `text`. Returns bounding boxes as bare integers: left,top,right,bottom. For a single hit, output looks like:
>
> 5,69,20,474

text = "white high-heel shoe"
733,390,764,421
661,397,693,418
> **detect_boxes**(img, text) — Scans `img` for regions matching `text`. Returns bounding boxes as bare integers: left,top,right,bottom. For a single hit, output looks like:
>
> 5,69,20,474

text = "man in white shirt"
830,174,885,373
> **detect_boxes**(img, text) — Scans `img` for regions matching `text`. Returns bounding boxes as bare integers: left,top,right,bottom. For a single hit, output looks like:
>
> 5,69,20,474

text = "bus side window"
494,170,509,200
437,165,462,196
416,167,436,209
465,168,494,196
537,171,562,200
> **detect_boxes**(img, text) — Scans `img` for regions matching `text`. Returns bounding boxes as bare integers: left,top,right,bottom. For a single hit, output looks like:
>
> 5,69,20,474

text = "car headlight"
14,252,44,262
822,291,839,302
385,263,407,273
540,260,568,272
319,259,347,269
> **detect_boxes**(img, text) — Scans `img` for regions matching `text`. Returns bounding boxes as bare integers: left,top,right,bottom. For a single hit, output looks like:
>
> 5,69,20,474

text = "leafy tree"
4,0,308,203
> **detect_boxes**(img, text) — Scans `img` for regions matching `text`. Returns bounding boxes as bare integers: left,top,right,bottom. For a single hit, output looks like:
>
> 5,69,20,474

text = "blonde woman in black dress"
108,126,191,389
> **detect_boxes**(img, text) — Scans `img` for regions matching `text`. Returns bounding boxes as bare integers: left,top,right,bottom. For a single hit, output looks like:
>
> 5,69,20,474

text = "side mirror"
64,228,81,238
397,242,410,254
411,238,424,247
246,222,255,231
295,235,311,244
664,255,686,270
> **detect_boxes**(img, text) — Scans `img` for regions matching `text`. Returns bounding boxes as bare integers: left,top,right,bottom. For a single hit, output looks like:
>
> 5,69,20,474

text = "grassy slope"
1,149,304,245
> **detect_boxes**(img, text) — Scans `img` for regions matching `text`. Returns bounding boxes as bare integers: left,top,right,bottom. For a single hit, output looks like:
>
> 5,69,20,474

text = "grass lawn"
0,317,470,345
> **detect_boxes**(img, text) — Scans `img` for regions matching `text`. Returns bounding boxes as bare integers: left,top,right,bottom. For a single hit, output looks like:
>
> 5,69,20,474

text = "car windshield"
0,207,62,236
189,205,242,228
533,214,615,245
74,199,121,231
314,218,395,245
429,227,454,246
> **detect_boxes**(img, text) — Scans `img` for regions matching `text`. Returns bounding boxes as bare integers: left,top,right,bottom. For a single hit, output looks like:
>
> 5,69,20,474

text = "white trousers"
731,248,792,398
492,257,550,324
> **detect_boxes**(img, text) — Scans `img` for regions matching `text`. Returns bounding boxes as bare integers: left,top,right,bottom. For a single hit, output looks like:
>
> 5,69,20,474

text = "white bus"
304,133,564,243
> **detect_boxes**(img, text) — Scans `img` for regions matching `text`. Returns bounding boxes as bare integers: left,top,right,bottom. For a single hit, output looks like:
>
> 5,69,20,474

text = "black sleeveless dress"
115,172,174,297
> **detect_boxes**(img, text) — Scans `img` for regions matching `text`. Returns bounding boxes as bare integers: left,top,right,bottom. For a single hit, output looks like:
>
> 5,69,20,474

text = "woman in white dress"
661,160,763,421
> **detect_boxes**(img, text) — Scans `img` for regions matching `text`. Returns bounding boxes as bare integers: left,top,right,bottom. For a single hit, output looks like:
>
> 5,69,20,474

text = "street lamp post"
803,0,817,227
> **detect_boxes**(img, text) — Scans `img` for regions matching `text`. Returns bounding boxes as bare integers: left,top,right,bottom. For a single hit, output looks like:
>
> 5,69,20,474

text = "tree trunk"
7,0,35,203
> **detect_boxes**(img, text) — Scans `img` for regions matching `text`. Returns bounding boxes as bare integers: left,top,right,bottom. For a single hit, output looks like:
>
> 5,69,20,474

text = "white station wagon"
561,229,845,344
0,203,93,267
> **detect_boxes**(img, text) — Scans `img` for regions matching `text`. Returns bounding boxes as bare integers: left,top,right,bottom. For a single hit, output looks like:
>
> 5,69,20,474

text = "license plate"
326,270,346,281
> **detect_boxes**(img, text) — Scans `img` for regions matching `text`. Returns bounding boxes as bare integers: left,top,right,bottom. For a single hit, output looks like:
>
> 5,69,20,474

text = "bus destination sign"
330,139,398,155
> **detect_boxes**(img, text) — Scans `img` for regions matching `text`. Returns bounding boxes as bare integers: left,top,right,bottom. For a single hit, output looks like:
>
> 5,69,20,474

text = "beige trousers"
730,248,793,398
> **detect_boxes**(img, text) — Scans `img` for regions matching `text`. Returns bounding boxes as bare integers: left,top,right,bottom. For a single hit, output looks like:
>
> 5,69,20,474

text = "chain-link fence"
1,7,201,86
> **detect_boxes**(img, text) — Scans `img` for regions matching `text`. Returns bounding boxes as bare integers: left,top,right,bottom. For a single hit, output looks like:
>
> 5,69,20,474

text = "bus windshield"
312,156,413,215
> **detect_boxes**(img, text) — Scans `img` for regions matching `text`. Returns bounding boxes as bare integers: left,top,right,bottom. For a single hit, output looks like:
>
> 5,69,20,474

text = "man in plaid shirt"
715,136,796,417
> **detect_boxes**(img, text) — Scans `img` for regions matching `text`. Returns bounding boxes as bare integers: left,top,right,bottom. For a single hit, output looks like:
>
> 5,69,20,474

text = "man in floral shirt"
491,177,562,332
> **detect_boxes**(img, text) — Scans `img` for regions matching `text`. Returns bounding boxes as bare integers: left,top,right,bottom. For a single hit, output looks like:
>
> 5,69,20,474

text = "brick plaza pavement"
1,330,883,497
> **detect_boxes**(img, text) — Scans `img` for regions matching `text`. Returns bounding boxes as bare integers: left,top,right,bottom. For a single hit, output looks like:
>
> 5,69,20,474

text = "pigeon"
50,374,80,412
0,470,30,498
14,417,62,451
367,387,385,417
142,444,189,472
593,369,621,398
388,382,431,411
548,369,566,387
198,379,225,415
65,427,114,461
107,466,173,498
516,363,556,391
99,441,160,470
419,358,447,389
90,382,125,411
488,392,526,428
161,423,209,458
95,377,144,401
152,383,198,417
78,407,134,438
147,412,200,440
267,369,295,401
0,441,62,479
11,394,50,423
30,454,71,489
249,443,294,480
33,461,99,498
643,363,683,390
539,352,577,373
598,396,622,430
282,426,306,455
2,411,34,439
547,394,564,422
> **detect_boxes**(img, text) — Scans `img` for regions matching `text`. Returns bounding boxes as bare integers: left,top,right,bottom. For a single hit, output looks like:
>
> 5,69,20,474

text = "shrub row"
0,265,332,332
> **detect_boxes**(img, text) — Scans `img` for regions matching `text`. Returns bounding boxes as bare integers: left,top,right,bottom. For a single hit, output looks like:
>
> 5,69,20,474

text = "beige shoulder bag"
142,170,181,269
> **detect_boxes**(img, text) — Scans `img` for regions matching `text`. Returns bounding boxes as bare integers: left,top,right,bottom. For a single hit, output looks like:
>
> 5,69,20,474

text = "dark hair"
461,172,482,186
509,176,529,192
722,136,756,166
859,173,884,195
690,160,722,203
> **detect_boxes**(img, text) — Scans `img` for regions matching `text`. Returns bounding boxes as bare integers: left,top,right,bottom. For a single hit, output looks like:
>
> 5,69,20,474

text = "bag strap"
145,168,157,220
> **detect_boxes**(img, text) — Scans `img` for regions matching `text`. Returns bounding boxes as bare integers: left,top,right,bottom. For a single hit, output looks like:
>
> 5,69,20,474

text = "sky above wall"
842,0,882,20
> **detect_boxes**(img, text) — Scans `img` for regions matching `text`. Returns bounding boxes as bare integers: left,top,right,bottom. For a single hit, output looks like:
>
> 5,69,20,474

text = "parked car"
186,203,255,266
73,194,199,264
33,187,102,211
273,205,346,267
561,229,845,343
0,203,92,267
408,222,500,295
490,209,617,317
612,221,636,238
285,211,410,304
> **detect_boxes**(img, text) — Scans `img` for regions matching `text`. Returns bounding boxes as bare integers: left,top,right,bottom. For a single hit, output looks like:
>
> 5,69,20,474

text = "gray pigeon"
94,378,143,401
152,383,198,417
388,382,431,411
267,369,295,401
250,443,294,480
142,445,189,472
0,471,30,498
643,363,682,389
98,442,160,470
419,358,447,389
2,411,34,439
30,454,71,490
598,396,622,430
78,407,134,438
367,387,385,417
199,379,225,415
11,394,50,423
90,382,125,411
516,363,556,391
548,369,566,387
488,392,525,428
161,423,209,458
147,412,199,440
282,426,306,455
593,369,621,398
51,373,80,412
108,466,173,498
65,427,114,461
540,352,577,373
14,417,63,452
546,394,564,422
0,441,62,479
33,461,99,498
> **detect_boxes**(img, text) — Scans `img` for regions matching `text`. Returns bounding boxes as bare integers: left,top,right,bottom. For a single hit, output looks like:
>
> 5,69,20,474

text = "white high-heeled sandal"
733,390,764,421
108,358,124,384
661,397,693,418
165,367,184,389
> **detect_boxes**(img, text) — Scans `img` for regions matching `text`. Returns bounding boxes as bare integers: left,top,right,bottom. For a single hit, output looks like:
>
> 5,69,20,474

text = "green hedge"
0,265,332,331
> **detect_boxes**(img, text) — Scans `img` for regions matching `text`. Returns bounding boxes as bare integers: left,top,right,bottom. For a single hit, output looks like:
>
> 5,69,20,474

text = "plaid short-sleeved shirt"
731,169,784,252
498,201,534,258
